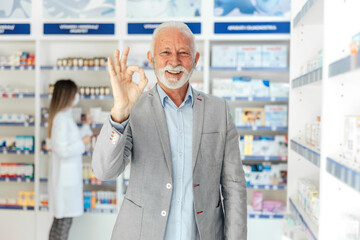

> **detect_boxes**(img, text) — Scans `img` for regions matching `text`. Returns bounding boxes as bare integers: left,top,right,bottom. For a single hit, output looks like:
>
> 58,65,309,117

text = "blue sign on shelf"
214,22,290,34
44,23,115,35
128,22,201,34
0,24,30,35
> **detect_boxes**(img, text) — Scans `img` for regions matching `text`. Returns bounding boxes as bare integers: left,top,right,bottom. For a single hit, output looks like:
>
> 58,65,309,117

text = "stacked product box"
211,44,288,68
251,192,286,214
0,136,34,151
234,106,288,127
243,163,287,185
83,191,117,210
0,191,35,207
239,135,288,158
0,113,34,124
0,163,34,179
0,51,35,66
342,115,360,169
297,179,320,223
338,215,360,240
212,77,289,99
82,163,102,184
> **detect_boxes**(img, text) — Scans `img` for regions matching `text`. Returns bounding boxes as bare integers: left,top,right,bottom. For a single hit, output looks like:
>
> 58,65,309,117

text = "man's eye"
180,52,189,55
161,51,169,54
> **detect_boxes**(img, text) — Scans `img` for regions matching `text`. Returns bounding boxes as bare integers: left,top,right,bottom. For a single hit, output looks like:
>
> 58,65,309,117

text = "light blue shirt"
110,84,197,240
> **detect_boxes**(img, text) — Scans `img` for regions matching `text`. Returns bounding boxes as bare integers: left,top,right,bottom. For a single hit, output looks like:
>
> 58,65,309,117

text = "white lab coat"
48,108,92,218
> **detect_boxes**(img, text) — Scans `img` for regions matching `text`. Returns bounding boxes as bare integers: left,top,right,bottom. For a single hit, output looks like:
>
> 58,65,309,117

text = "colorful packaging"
252,192,263,211
264,105,288,127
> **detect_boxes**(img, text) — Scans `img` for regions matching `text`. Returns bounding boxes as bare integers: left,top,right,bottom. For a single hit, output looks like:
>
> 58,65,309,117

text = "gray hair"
151,21,196,57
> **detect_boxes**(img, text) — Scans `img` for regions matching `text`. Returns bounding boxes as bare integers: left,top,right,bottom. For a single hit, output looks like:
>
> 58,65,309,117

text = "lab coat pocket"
60,163,80,187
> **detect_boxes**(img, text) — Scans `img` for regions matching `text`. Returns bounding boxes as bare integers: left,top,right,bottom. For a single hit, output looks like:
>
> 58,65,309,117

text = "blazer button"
166,183,172,189
161,210,167,217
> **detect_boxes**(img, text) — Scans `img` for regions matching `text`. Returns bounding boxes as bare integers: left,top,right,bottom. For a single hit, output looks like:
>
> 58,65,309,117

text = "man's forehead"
155,28,192,45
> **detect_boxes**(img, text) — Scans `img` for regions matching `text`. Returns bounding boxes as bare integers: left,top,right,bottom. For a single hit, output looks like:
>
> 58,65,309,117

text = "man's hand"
108,46,148,123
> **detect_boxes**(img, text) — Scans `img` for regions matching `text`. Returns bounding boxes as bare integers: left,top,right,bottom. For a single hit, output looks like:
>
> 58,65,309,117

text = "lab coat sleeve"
52,114,85,159
92,118,132,181
79,123,93,137
221,101,247,240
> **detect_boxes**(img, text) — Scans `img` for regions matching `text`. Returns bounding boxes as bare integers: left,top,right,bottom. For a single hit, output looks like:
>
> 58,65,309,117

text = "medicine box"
251,79,270,97
264,105,288,127
212,78,233,97
211,45,237,68
261,45,288,68
232,76,251,98
237,45,262,68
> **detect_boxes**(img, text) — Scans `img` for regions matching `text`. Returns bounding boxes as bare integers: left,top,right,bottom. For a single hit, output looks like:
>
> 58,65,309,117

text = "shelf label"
128,22,201,34
44,23,115,35
214,22,290,34
0,24,30,35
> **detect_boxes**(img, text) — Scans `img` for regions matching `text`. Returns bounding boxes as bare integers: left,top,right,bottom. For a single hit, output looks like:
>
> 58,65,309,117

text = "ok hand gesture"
107,47,148,123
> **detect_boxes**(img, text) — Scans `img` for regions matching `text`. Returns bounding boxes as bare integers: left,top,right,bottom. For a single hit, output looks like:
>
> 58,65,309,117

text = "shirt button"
161,210,167,217
166,183,172,189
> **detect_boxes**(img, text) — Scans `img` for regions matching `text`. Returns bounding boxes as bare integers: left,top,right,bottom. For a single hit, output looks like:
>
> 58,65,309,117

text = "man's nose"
168,53,181,67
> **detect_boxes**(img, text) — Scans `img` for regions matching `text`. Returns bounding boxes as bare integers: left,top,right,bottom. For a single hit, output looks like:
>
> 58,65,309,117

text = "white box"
270,83,289,98
212,45,237,68
232,77,251,97
251,79,270,97
264,105,288,127
212,78,233,97
237,45,262,68
343,116,360,167
262,45,288,68
90,108,102,123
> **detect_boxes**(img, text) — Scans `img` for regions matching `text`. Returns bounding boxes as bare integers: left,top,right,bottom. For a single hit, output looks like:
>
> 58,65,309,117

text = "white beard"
154,61,194,90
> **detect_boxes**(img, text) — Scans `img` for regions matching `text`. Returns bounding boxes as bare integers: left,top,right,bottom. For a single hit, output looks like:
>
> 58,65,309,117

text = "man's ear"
193,52,200,67
147,51,154,68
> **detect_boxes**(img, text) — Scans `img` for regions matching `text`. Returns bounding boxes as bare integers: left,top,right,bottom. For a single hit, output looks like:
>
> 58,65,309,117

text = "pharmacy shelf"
328,54,356,78
0,149,34,155
40,66,107,71
41,150,92,156
290,139,320,168
246,184,287,190
248,213,285,219
292,67,322,89
0,122,34,127
40,94,113,100
40,178,116,185
84,208,117,214
223,96,289,102
326,157,360,193
0,93,35,98
0,65,35,71
241,156,287,161
237,126,288,131
0,177,34,183
0,205,34,211
289,198,318,240
210,67,289,72
40,122,103,128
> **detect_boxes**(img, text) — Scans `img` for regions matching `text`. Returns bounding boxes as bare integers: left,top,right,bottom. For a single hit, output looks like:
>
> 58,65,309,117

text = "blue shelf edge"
0,122,34,127
248,213,285,219
0,205,34,210
222,96,289,102
210,67,289,72
41,178,116,185
246,184,286,190
0,149,34,155
289,198,318,240
0,65,35,70
237,126,288,131
290,139,320,168
292,67,322,89
0,177,34,182
0,93,35,98
241,156,287,161
293,0,316,27
41,94,113,99
328,54,357,78
40,66,107,71
326,157,360,193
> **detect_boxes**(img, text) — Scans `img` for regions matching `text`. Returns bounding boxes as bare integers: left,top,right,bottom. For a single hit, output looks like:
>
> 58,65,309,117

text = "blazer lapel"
148,88,173,179
192,89,204,171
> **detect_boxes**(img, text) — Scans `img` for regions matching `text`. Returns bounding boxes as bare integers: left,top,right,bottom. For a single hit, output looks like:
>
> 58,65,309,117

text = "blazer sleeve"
221,101,247,240
52,114,85,159
92,118,132,181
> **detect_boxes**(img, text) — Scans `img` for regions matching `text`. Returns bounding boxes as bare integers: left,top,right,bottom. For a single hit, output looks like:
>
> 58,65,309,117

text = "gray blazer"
92,86,247,240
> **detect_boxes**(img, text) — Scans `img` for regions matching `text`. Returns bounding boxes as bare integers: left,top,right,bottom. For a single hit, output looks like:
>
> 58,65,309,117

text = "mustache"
163,65,187,72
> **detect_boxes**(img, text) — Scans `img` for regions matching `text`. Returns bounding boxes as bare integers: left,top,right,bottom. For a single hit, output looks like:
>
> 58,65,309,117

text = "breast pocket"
200,132,223,166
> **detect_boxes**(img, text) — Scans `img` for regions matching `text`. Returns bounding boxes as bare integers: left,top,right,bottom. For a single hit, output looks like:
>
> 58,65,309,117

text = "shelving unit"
288,0,360,239
0,0,292,240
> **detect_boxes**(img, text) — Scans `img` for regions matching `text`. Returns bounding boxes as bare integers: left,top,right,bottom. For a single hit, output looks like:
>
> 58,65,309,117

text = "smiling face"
147,27,200,90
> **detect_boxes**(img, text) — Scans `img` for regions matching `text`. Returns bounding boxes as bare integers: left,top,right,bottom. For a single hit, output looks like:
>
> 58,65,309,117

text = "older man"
92,21,247,240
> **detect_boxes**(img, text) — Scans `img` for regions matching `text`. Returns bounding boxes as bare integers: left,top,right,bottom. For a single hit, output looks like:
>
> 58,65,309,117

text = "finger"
120,46,130,76
113,49,121,75
107,57,117,83
137,68,149,92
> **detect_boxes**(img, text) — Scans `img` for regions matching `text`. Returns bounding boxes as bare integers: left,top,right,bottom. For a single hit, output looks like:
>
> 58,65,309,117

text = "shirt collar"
156,83,194,108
